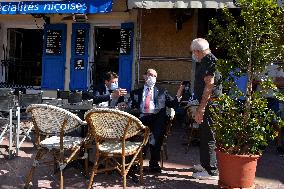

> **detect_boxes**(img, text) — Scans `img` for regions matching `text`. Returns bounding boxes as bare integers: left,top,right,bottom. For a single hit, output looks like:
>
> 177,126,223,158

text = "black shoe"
149,165,161,173
129,164,140,174
277,146,284,155
128,165,140,184
128,172,139,183
142,151,147,159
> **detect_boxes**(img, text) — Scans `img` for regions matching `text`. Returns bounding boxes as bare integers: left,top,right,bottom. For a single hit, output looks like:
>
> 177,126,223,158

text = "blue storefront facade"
0,0,136,95
0,0,240,97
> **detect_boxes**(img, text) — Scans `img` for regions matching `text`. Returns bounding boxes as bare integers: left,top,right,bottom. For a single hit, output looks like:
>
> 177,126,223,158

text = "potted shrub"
207,0,284,188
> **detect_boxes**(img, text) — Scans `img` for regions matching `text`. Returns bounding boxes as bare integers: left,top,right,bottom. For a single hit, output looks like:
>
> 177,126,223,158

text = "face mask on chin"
146,76,156,87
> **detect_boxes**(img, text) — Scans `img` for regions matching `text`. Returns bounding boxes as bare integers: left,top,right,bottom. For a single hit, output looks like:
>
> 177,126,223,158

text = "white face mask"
146,76,156,87
192,54,198,62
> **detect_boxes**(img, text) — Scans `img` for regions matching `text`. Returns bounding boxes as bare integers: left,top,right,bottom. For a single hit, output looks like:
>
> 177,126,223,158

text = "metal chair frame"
68,91,83,104
0,88,13,96
18,92,43,109
0,94,20,158
57,89,70,100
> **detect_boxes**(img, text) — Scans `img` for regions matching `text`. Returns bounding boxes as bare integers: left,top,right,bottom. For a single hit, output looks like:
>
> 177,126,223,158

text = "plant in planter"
207,0,284,188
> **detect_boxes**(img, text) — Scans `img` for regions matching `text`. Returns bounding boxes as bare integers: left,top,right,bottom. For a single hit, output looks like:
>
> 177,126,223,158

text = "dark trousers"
140,110,167,166
199,106,218,176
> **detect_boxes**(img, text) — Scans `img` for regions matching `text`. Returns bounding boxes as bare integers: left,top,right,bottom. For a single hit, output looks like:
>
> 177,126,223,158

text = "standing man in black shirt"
190,38,219,180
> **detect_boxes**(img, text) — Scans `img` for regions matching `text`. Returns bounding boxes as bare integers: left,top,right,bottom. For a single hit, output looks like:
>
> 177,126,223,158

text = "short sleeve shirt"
194,53,217,101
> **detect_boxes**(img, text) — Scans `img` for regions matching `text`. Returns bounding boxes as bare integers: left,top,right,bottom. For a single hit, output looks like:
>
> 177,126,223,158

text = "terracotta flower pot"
216,149,260,188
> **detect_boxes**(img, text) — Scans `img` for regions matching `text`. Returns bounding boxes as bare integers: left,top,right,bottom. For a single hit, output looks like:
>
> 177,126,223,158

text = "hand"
118,88,128,96
194,108,205,124
176,83,185,98
111,88,127,99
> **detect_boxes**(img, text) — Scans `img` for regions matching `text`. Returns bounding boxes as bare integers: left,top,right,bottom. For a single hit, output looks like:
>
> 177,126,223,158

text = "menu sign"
75,59,84,70
120,29,132,55
45,29,62,55
75,29,86,55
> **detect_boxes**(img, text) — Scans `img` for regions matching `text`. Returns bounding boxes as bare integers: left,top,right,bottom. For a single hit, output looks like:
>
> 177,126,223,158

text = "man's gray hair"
191,38,210,51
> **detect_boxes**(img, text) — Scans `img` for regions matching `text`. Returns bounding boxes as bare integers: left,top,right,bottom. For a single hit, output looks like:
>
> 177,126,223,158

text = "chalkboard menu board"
120,29,132,55
75,29,86,55
45,29,62,55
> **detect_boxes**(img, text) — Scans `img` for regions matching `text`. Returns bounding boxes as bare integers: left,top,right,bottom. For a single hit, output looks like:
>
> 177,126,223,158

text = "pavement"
0,122,283,189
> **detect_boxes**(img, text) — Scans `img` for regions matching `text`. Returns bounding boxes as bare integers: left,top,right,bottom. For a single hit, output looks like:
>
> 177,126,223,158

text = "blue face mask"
110,82,118,90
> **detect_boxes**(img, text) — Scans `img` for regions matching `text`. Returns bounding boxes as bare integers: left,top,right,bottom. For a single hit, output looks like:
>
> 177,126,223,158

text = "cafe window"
6,28,43,86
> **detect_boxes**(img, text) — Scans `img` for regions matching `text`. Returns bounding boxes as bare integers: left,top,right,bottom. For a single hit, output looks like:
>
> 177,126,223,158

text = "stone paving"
0,125,283,189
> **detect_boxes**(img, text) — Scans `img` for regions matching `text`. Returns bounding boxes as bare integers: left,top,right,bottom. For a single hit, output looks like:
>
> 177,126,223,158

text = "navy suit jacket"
93,84,124,105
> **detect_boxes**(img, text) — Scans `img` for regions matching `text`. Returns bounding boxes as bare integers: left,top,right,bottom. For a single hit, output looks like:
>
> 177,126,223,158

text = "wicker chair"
185,105,199,153
24,104,87,189
84,108,150,189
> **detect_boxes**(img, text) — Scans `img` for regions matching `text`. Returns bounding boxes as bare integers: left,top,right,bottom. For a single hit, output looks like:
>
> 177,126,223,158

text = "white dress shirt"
98,85,117,107
141,85,155,113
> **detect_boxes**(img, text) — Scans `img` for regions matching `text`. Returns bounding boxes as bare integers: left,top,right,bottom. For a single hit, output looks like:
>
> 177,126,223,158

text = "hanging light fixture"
72,14,88,22
61,14,88,22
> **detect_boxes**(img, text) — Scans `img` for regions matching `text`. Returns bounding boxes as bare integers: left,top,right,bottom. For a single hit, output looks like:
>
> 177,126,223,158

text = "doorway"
7,28,43,86
93,27,121,86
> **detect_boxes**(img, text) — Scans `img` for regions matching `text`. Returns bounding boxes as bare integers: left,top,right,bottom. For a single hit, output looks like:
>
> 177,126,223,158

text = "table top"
60,103,93,111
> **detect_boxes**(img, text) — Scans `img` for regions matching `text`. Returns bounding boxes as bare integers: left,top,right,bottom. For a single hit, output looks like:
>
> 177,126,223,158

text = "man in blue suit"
93,71,127,107
129,68,183,173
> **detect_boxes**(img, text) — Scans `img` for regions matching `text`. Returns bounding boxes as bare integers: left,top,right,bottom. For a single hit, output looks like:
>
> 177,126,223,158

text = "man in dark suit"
93,71,127,107
129,68,183,173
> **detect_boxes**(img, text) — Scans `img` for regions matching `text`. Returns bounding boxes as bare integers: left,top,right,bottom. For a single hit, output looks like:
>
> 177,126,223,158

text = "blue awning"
0,0,113,14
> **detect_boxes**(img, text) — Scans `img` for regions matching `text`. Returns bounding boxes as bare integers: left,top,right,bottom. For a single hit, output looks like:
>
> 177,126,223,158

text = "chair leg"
16,107,20,156
60,170,64,189
160,146,164,169
84,144,89,176
53,156,58,174
87,155,100,189
186,123,195,153
164,142,168,160
139,151,144,184
84,153,89,177
122,155,126,189
24,149,45,188
8,111,13,159
18,123,34,150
